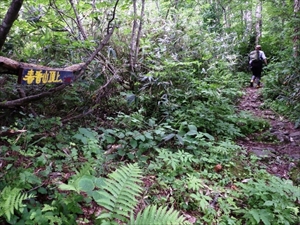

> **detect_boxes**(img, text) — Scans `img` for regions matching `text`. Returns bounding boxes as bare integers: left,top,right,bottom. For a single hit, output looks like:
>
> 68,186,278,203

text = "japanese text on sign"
19,68,74,85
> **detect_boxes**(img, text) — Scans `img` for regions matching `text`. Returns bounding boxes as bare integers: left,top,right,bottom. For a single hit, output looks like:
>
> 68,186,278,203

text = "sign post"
18,67,75,85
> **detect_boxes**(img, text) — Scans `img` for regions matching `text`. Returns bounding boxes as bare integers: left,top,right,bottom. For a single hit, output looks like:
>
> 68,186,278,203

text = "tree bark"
293,0,300,58
69,0,87,40
134,0,145,65
243,2,252,36
129,0,138,72
217,0,230,29
129,0,145,73
0,0,24,51
255,0,262,45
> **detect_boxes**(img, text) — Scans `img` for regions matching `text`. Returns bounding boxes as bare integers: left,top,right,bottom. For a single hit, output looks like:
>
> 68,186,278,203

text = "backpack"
249,50,262,63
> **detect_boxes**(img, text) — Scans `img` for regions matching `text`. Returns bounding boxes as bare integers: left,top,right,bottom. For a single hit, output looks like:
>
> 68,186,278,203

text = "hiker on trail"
249,45,267,88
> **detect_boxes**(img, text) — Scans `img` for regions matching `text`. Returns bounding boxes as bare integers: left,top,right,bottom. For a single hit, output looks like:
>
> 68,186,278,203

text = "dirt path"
237,86,300,181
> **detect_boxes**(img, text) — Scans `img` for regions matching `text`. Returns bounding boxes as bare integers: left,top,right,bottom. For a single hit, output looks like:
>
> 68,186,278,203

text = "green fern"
0,186,35,221
93,163,190,224
94,163,143,222
129,205,189,225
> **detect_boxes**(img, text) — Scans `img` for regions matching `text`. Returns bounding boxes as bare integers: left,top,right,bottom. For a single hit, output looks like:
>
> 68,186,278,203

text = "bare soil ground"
237,85,300,181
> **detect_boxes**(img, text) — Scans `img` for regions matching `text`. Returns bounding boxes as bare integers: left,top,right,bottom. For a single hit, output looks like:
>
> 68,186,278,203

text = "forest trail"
237,85,300,180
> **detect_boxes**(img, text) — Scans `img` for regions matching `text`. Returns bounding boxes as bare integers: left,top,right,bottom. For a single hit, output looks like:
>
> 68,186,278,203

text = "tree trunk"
134,0,145,66
0,0,24,51
293,0,300,58
129,0,145,73
69,0,87,40
255,0,262,45
244,2,252,36
129,0,138,72
218,0,230,28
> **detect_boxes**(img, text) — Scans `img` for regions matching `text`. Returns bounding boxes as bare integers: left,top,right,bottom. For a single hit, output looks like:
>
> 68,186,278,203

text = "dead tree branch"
0,56,84,75
61,108,95,123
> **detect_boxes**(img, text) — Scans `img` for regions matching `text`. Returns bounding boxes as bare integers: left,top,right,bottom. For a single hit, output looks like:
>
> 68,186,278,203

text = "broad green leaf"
163,133,175,141
176,134,184,145
130,139,138,148
263,201,274,206
73,133,87,144
203,133,215,141
186,130,198,136
260,213,271,225
58,183,77,192
105,135,115,144
249,209,260,223
188,124,197,131
143,131,153,139
134,134,145,141
78,177,95,193
117,132,125,138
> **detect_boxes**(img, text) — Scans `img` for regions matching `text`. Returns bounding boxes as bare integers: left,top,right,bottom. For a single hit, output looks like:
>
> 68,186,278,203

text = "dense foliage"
0,0,299,224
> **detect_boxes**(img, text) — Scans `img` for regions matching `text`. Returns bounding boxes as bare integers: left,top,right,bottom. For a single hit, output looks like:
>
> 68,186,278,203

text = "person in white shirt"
249,45,267,88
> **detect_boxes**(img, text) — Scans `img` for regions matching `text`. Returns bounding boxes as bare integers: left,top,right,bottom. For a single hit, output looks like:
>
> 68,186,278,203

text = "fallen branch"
0,129,26,137
0,26,116,108
0,56,84,75
0,84,68,107
61,108,95,123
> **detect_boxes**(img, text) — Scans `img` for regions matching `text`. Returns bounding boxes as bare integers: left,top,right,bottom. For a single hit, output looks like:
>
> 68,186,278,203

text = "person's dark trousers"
250,61,263,87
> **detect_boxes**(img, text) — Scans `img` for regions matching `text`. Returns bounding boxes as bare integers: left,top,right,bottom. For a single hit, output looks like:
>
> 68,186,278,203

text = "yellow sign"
19,68,74,85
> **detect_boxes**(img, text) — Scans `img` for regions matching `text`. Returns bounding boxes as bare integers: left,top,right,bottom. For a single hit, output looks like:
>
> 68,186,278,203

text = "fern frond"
130,205,190,225
94,163,142,222
0,186,35,221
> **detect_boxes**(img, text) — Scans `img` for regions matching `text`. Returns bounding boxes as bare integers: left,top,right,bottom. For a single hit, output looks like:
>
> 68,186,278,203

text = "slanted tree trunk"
255,0,262,45
134,0,145,65
129,0,145,73
293,0,300,58
69,0,87,40
0,0,24,51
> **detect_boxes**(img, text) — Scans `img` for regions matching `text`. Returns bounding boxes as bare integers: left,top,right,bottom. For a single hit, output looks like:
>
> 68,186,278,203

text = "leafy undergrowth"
1,72,299,225
1,0,300,223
